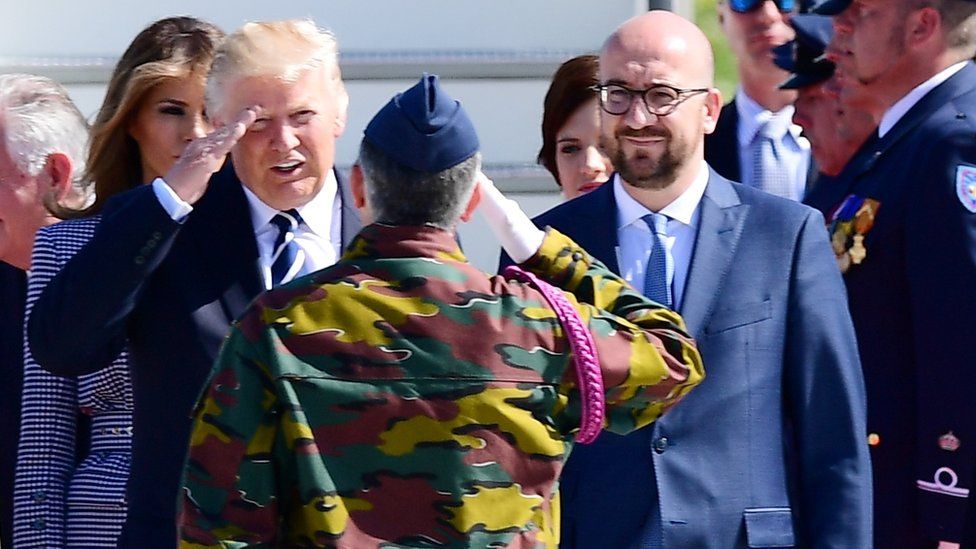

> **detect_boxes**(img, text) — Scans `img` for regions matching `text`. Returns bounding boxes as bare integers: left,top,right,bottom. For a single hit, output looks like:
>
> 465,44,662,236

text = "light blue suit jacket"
531,170,872,548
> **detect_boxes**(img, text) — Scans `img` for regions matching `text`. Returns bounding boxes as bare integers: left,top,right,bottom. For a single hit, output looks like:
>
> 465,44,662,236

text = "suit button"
32,518,45,530
653,436,669,454
33,491,46,502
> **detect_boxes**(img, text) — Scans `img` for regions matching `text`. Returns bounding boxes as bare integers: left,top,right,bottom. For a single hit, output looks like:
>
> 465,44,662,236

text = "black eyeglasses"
593,83,710,117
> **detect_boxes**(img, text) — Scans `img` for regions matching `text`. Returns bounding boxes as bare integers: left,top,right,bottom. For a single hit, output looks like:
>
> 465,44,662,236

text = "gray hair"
0,74,91,205
358,139,480,229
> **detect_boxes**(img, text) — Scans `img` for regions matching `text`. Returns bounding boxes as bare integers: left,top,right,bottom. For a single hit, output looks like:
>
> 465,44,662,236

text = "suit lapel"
186,163,263,324
577,181,621,273
679,172,749,338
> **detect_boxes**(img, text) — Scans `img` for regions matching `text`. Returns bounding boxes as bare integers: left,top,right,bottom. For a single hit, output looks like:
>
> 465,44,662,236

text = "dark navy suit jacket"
704,101,743,183
805,61,976,546
706,100,820,195
526,171,871,548
28,164,360,547
1,262,26,549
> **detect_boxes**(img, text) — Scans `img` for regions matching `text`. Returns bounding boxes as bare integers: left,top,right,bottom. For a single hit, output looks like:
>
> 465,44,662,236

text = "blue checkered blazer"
13,215,132,547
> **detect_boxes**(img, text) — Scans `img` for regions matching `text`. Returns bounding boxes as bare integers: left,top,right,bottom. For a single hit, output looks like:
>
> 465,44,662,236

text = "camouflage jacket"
179,224,703,548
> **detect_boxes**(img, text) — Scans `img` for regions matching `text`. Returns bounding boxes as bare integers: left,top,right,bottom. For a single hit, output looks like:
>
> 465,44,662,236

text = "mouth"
271,159,305,176
578,181,606,194
622,135,666,148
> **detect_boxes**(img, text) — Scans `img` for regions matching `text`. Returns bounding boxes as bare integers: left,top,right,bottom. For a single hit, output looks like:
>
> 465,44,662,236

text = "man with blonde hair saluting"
28,20,360,546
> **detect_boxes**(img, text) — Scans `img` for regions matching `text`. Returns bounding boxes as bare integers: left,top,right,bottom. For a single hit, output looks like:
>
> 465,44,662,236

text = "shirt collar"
878,61,967,138
614,161,709,229
735,87,802,144
242,169,338,235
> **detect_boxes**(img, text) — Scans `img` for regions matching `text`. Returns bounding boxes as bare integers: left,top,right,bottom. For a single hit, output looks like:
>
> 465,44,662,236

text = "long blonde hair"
60,16,224,219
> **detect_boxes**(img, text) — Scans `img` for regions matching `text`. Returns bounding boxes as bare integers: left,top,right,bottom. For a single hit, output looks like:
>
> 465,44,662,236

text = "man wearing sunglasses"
706,0,814,202
807,0,976,547
523,10,870,549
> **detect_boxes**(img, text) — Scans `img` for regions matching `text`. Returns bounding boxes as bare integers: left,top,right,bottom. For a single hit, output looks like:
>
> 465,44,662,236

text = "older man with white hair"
0,73,89,549
27,20,361,546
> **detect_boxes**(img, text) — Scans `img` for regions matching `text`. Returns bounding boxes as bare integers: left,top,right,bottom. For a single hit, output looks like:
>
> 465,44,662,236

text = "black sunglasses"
729,0,795,12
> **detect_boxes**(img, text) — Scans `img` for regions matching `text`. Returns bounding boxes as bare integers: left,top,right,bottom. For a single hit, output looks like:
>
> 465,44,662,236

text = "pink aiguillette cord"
502,266,605,444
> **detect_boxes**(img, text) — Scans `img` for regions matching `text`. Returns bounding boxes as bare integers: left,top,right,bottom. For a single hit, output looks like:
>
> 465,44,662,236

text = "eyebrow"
556,136,582,142
157,98,189,106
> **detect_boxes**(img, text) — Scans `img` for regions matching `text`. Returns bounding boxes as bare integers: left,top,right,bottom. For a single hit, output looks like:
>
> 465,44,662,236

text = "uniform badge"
826,195,881,273
939,431,961,452
917,467,969,498
956,165,976,213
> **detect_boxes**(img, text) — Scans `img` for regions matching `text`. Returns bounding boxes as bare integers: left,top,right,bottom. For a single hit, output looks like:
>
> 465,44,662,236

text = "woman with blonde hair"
13,16,223,547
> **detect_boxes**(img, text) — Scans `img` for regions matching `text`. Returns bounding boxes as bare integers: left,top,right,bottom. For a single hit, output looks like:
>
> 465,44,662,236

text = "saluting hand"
163,106,261,205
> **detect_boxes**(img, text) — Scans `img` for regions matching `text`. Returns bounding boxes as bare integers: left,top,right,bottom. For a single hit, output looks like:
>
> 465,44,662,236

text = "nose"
624,97,657,129
269,120,300,152
757,0,780,22
582,146,607,177
833,9,854,34
185,114,209,142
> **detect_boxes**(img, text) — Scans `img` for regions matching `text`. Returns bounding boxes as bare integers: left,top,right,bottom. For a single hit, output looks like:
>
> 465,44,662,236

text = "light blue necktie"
270,209,304,286
751,111,797,200
642,213,672,308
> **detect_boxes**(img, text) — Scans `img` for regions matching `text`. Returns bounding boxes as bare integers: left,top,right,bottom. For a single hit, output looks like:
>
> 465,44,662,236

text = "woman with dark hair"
538,54,612,201
13,16,223,547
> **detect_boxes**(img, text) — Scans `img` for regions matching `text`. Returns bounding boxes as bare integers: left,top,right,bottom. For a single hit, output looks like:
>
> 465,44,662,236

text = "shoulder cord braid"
502,265,605,444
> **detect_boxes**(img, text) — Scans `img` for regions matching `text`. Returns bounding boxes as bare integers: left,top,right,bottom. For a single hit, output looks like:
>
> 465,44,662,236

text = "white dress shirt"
878,61,967,138
735,88,811,200
614,163,709,310
152,170,343,289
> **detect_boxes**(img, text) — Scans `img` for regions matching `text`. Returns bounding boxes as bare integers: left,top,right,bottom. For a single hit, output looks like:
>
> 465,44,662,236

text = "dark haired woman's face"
128,75,210,183
555,98,612,200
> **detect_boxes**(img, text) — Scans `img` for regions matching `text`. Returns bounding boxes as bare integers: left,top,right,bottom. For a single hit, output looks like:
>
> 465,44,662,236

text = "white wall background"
1,0,650,270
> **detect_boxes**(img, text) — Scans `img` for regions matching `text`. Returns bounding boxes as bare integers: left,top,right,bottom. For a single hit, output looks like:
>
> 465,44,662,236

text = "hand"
476,170,544,263
937,542,959,549
163,106,260,204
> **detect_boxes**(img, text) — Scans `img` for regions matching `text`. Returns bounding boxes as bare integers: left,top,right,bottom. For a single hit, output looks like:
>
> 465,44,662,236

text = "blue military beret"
780,14,836,89
792,13,834,52
364,73,479,173
773,42,796,73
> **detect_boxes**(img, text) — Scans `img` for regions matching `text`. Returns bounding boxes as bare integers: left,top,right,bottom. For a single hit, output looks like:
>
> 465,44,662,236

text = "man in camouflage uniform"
178,74,704,548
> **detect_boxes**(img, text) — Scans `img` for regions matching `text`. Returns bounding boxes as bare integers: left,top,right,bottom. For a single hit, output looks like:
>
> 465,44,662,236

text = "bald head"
601,11,715,88
595,11,722,210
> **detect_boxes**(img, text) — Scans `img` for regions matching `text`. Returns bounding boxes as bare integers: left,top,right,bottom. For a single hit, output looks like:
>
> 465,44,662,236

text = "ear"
908,7,940,49
334,83,349,138
350,163,366,209
40,152,75,205
702,88,723,135
458,179,483,223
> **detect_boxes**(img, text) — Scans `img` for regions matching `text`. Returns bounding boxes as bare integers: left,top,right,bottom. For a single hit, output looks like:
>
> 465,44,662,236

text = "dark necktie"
270,209,304,286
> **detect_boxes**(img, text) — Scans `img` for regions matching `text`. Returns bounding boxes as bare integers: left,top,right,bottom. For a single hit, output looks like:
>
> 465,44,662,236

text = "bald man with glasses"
515,10,872,548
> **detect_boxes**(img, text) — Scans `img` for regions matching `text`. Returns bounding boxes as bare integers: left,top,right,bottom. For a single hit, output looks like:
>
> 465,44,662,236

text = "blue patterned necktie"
752,111,797,200
642,213,672,308
270,209,304,286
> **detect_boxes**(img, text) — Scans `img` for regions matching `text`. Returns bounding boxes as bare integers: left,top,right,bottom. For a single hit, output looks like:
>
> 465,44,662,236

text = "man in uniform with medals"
810,0,976,545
